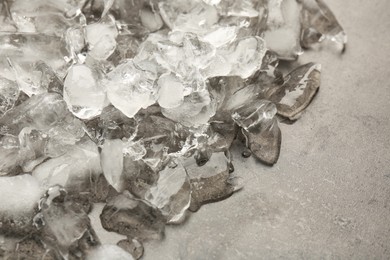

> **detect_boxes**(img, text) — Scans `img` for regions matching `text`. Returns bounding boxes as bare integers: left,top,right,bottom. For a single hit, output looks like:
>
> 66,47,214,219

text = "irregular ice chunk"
299,0,347,50
240,119,282,165
63,64,107,120
0,174,43,235
35,186,99,258
100,191,166,240
0,93,68,136
10,0,84,37
105,60,157,118
161,89,216,127
87,244,134,260
157,73,184,109
183,152,237,211
145,162,191,223
85,17,118,60
269,63,321,120
0,76,18,117
32,140,102,191
264,0,302,60
100,139,124,192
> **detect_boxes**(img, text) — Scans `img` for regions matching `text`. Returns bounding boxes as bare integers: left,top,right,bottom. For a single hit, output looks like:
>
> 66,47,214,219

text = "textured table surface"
139,0,390,259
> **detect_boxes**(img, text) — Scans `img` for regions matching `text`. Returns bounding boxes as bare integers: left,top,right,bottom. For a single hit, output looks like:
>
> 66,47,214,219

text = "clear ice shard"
0,93,68,136
34,186,99,259
269,63,321,120
32,139,102,191
100,191,166,240
183,152,238,212
117,238,144,260
64,64,107,120
145,162,191,223
100,139,124,192
87,244,135,260
298,0,347,50
9,0,84,37
0,76,18,117
264,0,302,60
0,174,43,235
105,60,157,118
157,73,184,109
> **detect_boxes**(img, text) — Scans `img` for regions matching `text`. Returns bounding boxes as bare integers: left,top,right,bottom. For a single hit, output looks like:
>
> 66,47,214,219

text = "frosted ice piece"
269,63,321,120
100,191,166,240
140,6,164,32
35,186,99,258
169,3,219,34
63,64,107,120
0,175,43,235
85,16,118,60
205,36,266,78
264,0,302,60
117,238,144,260
0,93,68,136
161,90,216,127
145,162,191,223
201,26,238,48
240,118,282,165
105,60,157,118
10,0,84,37
232,99,277,133
32,140,102,191
157,73,184,109
101,139,124,192
299,0,347,50
183,152,237,212
217,0,259,18
0,76,18,117
0,33,70,82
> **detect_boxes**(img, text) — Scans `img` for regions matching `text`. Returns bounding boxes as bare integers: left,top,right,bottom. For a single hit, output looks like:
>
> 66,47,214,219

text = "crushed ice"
0,0,346,258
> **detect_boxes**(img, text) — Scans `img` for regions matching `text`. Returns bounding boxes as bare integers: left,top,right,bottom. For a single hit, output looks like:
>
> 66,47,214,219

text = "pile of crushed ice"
0,0,345,259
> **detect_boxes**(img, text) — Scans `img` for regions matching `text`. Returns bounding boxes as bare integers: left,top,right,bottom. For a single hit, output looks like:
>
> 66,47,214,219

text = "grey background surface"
141,0,390,259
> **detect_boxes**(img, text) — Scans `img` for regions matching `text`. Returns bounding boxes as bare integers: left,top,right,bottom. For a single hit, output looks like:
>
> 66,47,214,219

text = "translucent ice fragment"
0,33,70,93
161,89,216,127
0,93,68,136
183,152,238,211
63,64,107,120
0,174,43,235
157,73,184,109
299,0,347,50
201,26,238,48
0,76,18,117
100,191,166,240
269,63,321,120
145,162,191,223
240,118,282,165
232,99,277,133
105,60,157,118
87,244,134,260
100,139,124,192
85,17,118,60
35,186,99,258
117,238,144,260
217,0,259,18
32,140,102,191
204,36,266,78
10,0,84,37
264,0,302,60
